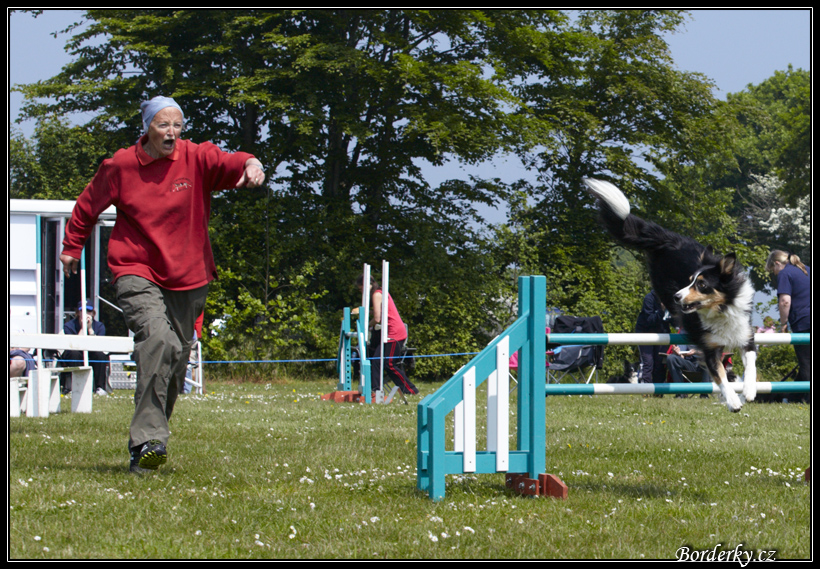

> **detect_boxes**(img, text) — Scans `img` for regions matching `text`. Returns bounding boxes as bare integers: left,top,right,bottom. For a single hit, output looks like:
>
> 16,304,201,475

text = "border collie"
583,178,757,412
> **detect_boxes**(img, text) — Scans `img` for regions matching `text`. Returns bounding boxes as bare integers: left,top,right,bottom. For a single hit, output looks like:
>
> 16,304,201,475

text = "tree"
13,9,578,379
655,66,812,286
724,67,811,277
743,174,811,266
10,116,121,200
725,66,810,205
505,11,733,325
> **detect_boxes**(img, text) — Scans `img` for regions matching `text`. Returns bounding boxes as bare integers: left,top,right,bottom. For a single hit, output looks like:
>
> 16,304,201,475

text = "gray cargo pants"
115,275,208,449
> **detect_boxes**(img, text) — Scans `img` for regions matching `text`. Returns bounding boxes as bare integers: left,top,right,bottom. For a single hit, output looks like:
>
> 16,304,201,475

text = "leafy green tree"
725,66,810,205
655,66,811,287
13,9,577,379
10,116,121,199
507,11,730,315
203,262,334,380
724,67,811,278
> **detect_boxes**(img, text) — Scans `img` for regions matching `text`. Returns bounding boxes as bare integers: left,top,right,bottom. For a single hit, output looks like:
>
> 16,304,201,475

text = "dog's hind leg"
705,348,743,412
740,338,757,404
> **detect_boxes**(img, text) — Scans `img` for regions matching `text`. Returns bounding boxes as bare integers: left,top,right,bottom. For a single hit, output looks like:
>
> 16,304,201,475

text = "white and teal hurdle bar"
544,331,810,397
416,275,810,501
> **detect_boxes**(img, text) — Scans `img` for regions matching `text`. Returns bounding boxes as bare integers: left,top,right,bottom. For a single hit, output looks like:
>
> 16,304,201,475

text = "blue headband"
140,96,185,133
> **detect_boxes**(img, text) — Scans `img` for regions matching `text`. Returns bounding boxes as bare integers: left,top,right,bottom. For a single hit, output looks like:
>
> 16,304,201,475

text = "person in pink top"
357,274,418,395
60,96,266,474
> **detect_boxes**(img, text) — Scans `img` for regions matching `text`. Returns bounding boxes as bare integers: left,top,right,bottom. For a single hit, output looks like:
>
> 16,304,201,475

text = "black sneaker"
137,440,167,470
129,446,153,474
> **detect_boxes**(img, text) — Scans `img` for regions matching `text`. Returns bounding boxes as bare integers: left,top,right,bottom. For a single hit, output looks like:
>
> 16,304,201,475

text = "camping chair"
546,316,604,384
547,345,600,384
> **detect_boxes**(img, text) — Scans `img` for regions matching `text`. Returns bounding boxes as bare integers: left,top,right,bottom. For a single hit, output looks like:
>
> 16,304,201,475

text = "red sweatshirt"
374,289,407,342
62,135,255,290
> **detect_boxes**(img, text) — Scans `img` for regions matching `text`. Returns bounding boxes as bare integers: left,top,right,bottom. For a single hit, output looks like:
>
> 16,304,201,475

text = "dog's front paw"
741,380,757,404
726,399,743,413
721,384,743,412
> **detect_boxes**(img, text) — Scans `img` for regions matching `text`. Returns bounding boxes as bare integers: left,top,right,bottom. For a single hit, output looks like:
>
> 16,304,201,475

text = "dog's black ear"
719,253,738,276
699,245,715,263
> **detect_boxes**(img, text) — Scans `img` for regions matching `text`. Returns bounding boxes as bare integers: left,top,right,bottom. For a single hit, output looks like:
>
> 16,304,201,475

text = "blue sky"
662,8,810,96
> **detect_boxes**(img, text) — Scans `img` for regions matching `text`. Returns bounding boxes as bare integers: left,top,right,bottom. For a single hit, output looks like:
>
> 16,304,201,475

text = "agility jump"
324,261,411,404
416,275,810,502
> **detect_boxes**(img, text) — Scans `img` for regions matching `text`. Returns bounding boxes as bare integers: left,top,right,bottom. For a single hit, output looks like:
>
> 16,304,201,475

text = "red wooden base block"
506,473,540,496
806,467,810,482
320,391,365,403
540,473,569,500
506,473,568,499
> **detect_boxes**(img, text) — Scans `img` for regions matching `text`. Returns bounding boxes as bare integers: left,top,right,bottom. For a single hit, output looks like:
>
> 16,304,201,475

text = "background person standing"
357,275,418,395
766,250,811,402
635,290,671,386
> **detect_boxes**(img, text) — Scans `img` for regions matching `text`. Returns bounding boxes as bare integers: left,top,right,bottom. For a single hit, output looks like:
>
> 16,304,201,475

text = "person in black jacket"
635,290,670,385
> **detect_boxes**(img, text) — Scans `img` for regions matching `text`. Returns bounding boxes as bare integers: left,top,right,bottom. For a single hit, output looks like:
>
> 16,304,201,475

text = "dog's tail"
583,178,630,221
583,178,684,253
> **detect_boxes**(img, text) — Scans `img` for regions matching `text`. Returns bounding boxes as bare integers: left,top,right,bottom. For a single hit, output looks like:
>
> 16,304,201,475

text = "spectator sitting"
666,343,703,383
665,329,710,399
59,300,110,396
10,348,37,378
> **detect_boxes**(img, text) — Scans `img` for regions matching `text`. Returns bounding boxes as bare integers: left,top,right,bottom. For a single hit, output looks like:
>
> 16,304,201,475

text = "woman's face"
145,107,183,159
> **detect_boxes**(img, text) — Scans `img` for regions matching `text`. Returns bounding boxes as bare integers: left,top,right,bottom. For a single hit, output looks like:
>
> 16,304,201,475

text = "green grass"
9,377,811,559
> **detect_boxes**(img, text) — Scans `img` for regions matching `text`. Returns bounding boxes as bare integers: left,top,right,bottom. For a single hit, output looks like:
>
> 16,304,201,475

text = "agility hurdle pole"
35,215,43,367
324,264,374,403
543,331,810,397
545,332,810,346
378,261,389,402
361,263,373,401
336,307,354,391
79,250,89,366
545,381,810,396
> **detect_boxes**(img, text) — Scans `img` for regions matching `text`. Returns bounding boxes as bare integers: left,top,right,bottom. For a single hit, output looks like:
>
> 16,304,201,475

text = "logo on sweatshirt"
171,177,194,193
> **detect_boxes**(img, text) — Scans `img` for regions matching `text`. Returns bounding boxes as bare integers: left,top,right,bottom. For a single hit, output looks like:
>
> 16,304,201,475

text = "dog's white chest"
699,282,754,349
